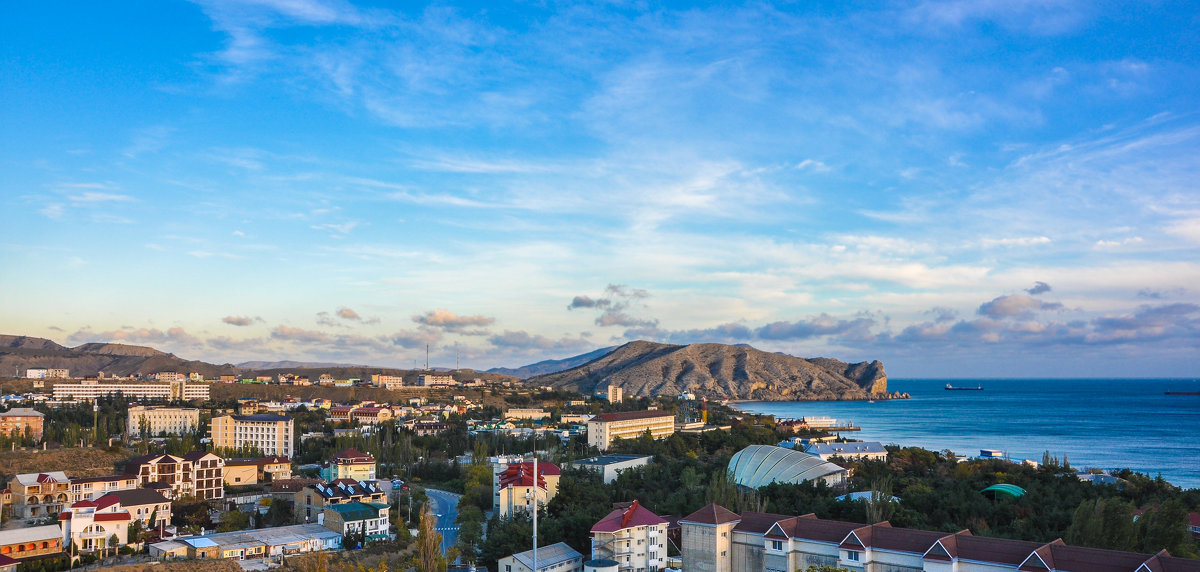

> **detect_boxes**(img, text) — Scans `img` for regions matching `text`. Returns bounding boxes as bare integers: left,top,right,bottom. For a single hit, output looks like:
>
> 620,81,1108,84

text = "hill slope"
0,335,239,378
528,340,895,401
487,345,619,379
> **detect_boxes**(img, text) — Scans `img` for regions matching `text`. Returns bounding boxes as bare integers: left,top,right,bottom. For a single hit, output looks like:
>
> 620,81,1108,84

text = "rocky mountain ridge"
528,340,898,401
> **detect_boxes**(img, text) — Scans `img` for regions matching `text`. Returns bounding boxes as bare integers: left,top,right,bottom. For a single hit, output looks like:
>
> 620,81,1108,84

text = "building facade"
590,500,668,572
9,472,70,518
587,411,676,452
0,408,44,440
210,414,294,458
126,406,200,438
322,501,390,542
417,373,457,387
53,380,209,402
499,542,585,572
680,504,741,572
0,525,65,561
494,462,561,518
370,374,404,389
321,449,376,481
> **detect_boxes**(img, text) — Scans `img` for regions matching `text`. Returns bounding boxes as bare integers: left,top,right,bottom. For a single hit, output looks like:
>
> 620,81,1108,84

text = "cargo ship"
1164,391,1200,395
945,384,984,390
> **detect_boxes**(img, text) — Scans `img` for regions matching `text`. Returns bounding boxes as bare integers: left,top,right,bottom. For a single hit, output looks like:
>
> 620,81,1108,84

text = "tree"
217,509,251,532
1137,500,1196,557
1066,498,1136,551
107,534,119,558
415,502,446,572
455,504,485,565
806,565,852,572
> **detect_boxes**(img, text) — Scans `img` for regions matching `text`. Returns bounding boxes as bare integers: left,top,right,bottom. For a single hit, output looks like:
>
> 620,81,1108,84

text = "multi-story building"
417,373,456,387
590,500,668,572
210,414,294,458
59,495,131,553
53,380,209,402
25,369,47,379
498,542,585,572
599,384,624,404
121,451,224,500
9,472,70,518
587,410,676,451
350,407,393,425
680,504,742,572
47,369,70,379
68,475,140,503
182,451,225,500
322,501,390,542
494,462,561,518
370,374,404,390
0,408,44,440
155,372,186,383
103,488,172,529
126,406,200,438
320,449,376,482
294,480,386,524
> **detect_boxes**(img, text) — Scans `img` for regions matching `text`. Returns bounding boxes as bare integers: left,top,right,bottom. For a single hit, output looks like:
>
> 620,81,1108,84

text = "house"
294,480,386,524
494,462,561,518
322,501,390,542
0,525,64,562
320,448,376,481
8,471,70,518
68,474,140,502
123,452,219,499
224,456,292,486
680,504,741,572
590,500,668,572
101,488,172,530
498,541,584,572
58,497,131,553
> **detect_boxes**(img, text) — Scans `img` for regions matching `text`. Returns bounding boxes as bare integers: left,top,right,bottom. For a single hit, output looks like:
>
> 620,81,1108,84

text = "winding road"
424,488,462,555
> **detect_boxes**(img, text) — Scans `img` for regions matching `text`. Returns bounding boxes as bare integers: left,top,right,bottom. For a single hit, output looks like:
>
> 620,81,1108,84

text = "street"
424,488,462,555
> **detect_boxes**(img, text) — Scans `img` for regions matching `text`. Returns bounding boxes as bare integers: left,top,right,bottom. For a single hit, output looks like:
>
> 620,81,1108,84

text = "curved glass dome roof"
728,445,847,488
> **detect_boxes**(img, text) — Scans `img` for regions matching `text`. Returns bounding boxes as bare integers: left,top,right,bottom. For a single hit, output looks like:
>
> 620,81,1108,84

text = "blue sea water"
732,378,1200,490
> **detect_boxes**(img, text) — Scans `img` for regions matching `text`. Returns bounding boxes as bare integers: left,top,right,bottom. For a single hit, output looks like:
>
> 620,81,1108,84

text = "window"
771,540,783,551
846,550,860,561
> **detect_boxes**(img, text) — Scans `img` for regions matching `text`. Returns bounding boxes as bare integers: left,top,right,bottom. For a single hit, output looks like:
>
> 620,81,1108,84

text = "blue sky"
2,0,1199,377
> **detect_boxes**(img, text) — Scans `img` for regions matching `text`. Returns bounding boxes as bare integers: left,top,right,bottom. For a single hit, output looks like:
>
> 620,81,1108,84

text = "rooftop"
509,541,583,570
592,500,666,533
574,454,652,466
592,410,674,423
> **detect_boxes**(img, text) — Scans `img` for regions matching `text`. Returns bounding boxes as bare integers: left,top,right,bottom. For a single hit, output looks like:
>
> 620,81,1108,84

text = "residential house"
320,448,377,481
294,480,386,524
0,408,44,440
322,501,390,542
58,496,131,553
9,471,70,518
494,462,561,519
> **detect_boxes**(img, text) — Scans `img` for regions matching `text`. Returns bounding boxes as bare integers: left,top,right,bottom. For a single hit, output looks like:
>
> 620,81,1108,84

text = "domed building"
728,444,848,488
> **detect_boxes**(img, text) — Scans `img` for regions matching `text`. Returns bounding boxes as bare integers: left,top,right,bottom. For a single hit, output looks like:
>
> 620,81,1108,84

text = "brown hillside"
528,340,893,401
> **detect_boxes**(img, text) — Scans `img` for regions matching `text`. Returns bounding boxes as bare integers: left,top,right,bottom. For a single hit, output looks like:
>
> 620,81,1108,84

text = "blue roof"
182,537,218,548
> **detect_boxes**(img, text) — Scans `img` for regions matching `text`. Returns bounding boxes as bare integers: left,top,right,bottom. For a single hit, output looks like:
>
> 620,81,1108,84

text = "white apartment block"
25,368,47,379
417,373,457,387
127,406,200,437
210,414,294,458
587,410,676,451
591,500,668,572
53,379,209,402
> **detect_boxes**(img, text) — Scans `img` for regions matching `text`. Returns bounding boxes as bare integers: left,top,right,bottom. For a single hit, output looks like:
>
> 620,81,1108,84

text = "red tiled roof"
592,410,674,423
71,500,98,508
681,503,741,525
591,500,667,532
94,512,131,522
36,473,61,483
58,512,71,521
334,448,375,461
498,462,560,490
1021,541,1156,572
94,496,121,510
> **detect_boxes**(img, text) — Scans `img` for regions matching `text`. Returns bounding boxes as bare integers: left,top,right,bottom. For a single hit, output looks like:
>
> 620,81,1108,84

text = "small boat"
945,384,983,390
1164,392,1200,396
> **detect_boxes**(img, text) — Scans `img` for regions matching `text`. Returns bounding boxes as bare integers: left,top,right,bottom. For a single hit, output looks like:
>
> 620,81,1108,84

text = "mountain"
237,360,364,370
487,346,619,379
0,335,238,378
527,340,896,401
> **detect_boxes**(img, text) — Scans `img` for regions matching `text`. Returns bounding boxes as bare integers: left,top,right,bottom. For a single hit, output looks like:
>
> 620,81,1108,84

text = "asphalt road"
424,488,462,555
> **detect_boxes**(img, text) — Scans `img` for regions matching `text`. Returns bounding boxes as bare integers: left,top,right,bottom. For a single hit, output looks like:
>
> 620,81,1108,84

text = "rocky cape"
527,340,903,401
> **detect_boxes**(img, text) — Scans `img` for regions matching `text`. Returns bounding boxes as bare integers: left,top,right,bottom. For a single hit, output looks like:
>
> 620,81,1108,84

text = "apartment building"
210,414,294,458
68,474,140,502
53,379,209,402
182,451,225,500
320,449,376,482
417,373,456,387
587,410,676,451
494,462,561,518
505,408,550,420
224,456,291,486
590,500,668,572
126,405,200,438
0,408,44,440
370,374,404,390
121,451,223,500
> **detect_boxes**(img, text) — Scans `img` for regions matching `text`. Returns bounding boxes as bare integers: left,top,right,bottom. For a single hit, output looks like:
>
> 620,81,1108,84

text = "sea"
731,378,1200,490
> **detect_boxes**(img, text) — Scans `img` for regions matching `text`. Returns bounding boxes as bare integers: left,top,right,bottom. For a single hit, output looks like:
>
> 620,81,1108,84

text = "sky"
2,1,1199,377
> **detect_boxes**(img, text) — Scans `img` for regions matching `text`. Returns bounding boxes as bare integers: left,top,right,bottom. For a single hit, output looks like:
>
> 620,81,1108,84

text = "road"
424,488,462,555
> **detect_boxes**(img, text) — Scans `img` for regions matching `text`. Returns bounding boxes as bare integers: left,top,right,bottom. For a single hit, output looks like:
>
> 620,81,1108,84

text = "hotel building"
587,410,676,451
210,414,295,458
53,379,209,402
126,406,200,438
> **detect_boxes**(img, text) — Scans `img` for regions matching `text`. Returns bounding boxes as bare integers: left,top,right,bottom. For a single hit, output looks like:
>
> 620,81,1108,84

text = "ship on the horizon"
946,383,984,391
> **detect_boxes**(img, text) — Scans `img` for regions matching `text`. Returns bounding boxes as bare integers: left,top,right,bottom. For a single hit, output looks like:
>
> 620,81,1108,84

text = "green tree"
1066,498,1136,551
217,509,251,532
414,503,446,572
1137,500,1196,557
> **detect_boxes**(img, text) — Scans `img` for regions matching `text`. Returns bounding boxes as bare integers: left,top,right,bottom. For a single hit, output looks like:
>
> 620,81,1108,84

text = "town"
1,368,1198,572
